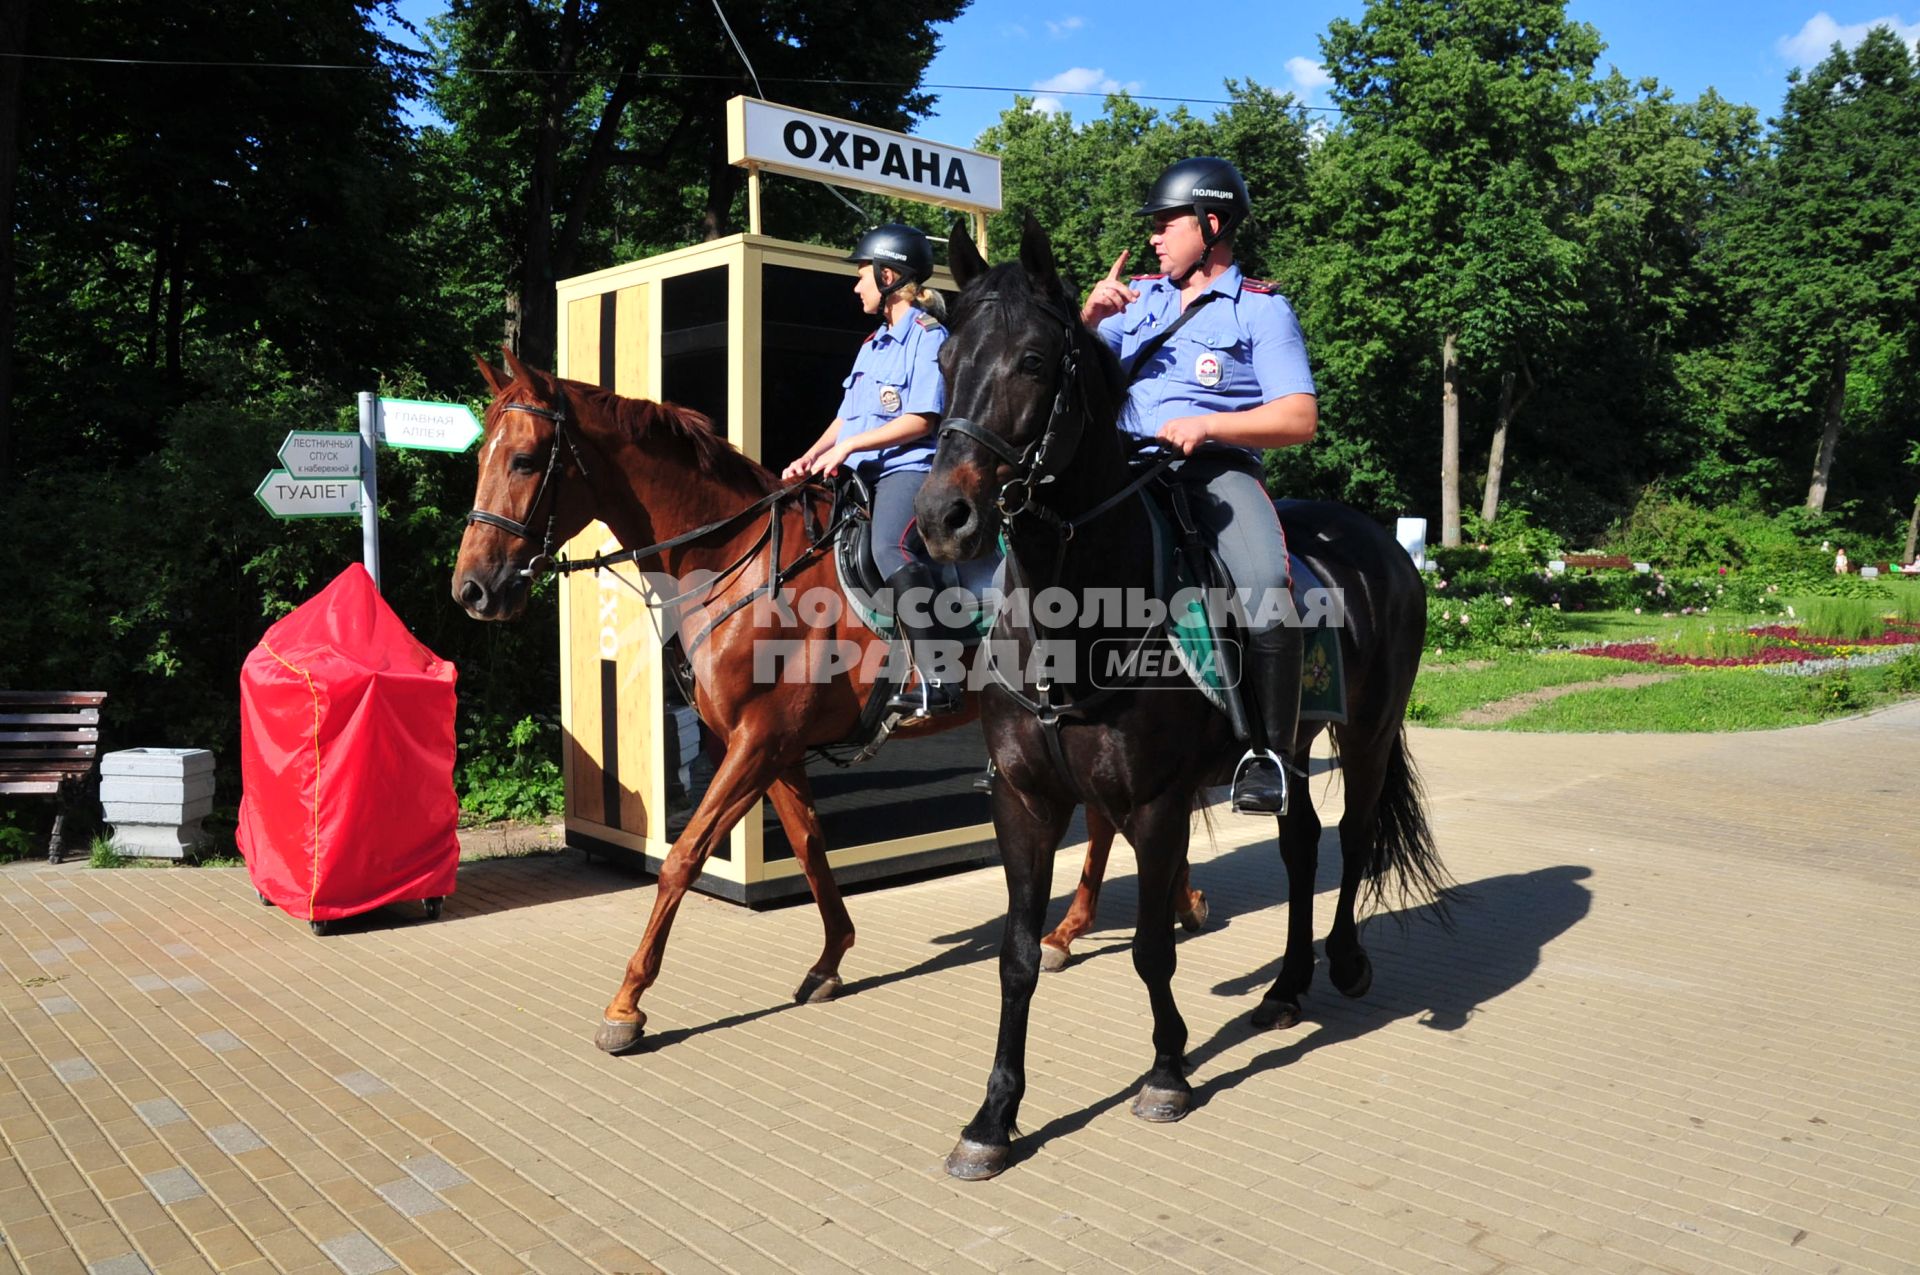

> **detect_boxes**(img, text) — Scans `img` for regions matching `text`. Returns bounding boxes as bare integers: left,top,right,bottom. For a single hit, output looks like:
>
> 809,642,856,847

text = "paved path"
4,705,1918,1274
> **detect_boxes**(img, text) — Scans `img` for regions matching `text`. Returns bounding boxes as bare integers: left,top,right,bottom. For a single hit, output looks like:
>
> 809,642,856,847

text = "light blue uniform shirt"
1093,265,1315,463
835,306,947,480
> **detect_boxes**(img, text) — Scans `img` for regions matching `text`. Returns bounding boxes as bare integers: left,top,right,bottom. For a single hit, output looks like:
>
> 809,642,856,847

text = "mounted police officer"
1078,157,1318,815
783,223,961,719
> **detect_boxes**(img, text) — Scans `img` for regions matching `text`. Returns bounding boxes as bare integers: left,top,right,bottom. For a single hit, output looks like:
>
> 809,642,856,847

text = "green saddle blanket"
1148,493,1347,725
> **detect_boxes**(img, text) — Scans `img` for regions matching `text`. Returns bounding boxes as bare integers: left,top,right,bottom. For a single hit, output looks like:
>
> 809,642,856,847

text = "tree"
1312,0,1602,543
1711,27,1920,513
426,0,968,371
11,0,428,468
976,83,1310,296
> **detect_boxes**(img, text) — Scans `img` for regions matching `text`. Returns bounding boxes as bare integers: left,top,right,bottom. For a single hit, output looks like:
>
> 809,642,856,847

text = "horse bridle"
937,292,1179,544
465,398,592,579
936,293,1090,529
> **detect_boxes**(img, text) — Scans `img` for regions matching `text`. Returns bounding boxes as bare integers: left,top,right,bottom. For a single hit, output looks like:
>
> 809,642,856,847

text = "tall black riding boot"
1230,626,1304,816
884,562,962,719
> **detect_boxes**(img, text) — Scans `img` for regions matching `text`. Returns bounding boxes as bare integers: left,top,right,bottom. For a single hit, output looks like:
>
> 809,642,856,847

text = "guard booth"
552,101,1004,903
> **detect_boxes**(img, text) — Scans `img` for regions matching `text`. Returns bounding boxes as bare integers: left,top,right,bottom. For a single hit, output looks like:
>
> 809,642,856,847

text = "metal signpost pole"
358,392,381,590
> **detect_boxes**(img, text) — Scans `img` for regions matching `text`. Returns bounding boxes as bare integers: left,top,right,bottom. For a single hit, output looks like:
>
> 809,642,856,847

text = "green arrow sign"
254,470,361,519
377,398,483,452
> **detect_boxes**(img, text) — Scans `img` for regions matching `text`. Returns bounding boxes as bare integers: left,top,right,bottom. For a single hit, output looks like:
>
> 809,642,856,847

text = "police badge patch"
879,386,902,413
1194,352,1223,388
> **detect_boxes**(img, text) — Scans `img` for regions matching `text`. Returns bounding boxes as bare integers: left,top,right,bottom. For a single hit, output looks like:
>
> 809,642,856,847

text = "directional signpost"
277,431,361,480
376,399,483,452
254,471,361,519
257,396,484,591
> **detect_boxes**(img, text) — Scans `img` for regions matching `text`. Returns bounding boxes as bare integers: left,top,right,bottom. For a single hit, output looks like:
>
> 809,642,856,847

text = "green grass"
1412,607,1920,732
1795,595,1885,641
1411,652,1647,722
89,837,129,869
1881,577,1920,623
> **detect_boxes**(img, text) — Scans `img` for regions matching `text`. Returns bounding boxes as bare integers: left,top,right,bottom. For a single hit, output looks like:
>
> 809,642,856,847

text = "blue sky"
906,1,1920,144
385,2,1920,144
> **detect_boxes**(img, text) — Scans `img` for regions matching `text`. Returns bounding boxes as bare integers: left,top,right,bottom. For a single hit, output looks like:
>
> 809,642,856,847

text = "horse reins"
935,291,1190,793
467,393,855,650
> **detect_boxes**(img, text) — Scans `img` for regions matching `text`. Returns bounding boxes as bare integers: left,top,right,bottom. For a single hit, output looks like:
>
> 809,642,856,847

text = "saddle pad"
1149,496,1347,725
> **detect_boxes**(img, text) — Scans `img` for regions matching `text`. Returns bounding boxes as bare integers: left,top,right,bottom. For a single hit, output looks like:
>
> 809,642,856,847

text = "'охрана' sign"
726,96,1001,214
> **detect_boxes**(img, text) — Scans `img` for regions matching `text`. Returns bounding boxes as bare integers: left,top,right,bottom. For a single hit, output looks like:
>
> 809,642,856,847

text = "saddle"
829,471,994,645
1143,467,1348,735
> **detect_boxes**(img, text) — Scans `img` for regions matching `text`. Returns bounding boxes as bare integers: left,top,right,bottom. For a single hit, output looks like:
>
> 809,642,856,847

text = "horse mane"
948,260,1127,432
571,380,779,495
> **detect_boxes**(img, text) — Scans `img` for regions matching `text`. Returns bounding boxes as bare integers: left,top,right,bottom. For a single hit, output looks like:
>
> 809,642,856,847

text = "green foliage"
1803,671,1863,717
456,713,564,824
1427,591,1565,653
0,812,36,864
1796,597,1886,641
89,838,130,870
1882,652,1920,694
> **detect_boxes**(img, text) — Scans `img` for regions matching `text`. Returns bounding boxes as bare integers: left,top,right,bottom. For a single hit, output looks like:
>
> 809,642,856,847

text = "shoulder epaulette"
1241,277,1277,294
1130,273,1168,282
912,311,944,331
861,330,878,344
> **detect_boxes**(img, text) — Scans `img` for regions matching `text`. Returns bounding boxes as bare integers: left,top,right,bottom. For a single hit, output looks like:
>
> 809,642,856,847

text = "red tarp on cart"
238,564,458,922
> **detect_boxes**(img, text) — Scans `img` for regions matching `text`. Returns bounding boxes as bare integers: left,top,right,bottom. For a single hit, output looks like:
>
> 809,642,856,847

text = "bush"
456,712,564,823
1882,652,1920,694
1427,591,1565,653
1803,671,1862,716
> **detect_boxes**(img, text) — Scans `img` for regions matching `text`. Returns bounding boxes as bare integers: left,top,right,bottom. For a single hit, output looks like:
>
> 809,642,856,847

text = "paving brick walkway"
4,704,1918,1273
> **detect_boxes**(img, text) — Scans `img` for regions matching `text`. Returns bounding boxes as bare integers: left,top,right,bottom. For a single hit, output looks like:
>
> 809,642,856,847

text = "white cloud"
1777,11,1920,66
1046,16,1085,38
1285,55,1331,98
1029,66,1143,115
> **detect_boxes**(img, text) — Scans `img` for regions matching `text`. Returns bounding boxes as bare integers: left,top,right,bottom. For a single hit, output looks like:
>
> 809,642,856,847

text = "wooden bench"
1564,553,1634,570
0,691,107,864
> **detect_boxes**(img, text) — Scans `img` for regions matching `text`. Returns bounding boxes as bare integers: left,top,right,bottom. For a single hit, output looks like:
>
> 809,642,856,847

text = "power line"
2,51,1345,114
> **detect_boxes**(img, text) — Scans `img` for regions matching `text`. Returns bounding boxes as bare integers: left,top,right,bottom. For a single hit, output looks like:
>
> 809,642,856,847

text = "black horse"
915,215,1451,1180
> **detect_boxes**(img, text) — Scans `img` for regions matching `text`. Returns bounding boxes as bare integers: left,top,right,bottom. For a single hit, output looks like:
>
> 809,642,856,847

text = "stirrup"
973,759,998,795
1229,749,1288,816
886,679,959,720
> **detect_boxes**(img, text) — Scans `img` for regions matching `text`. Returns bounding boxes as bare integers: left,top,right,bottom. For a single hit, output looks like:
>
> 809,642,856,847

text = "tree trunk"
1441,330,1461,547
0,0,27,482
1904,493,1919,566
1479,361,1536,524
1806,354,1847,512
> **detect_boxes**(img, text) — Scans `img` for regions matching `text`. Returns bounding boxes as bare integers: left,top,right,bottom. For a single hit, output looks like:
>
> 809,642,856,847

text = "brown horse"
452,349,1135,1052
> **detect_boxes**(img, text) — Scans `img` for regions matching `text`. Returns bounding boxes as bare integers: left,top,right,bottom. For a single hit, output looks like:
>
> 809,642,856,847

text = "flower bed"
1572,622,1920,669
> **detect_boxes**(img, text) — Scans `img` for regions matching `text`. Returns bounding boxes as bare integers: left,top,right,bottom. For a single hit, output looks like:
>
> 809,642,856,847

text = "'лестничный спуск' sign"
727,97,1002,213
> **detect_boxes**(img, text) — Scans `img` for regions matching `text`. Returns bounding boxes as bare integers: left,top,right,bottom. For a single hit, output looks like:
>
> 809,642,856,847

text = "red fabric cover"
238,564,459,921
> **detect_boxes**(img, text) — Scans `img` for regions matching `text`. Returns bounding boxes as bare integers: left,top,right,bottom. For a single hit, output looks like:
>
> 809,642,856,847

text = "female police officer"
782,223,960,719
1079,157,1318,815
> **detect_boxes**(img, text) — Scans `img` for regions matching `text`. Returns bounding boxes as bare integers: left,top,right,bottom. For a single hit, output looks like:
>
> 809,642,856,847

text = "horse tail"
1362,727,1457,927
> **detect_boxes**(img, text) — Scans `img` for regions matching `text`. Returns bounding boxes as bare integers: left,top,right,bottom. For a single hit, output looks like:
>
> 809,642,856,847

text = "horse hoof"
945,1138,1010,1181
1177,889,1210,932
1332,951,1373,999
1252,995,1300,1031
1130,1085,1192,1123
593,1014,647,1055
1039,943,1070,973
794,972,843,1004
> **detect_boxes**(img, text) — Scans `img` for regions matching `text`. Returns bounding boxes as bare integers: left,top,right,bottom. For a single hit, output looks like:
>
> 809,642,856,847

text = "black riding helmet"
1138,157,1251,259
848,223,933,298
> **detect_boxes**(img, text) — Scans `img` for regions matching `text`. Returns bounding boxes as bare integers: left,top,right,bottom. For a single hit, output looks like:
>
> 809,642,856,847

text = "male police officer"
1079,157,1318,814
